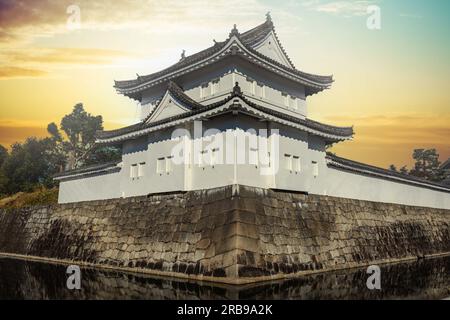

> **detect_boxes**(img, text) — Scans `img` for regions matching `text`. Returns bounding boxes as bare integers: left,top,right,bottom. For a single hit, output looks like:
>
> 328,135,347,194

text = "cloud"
0,47,138,79
326,113,450,167
303,0,375,17
0,0,297,78
0,0,274,44
0,66,47,78
3,47,136,65
0,0,308,45
0,0,68,43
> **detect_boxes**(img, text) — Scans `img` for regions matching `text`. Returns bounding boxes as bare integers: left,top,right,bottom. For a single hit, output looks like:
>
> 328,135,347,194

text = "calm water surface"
0,256,448,300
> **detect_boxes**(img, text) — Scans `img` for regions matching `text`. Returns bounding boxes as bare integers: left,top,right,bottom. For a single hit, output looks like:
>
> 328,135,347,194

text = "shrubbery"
0,187,59,209
0,103,120,197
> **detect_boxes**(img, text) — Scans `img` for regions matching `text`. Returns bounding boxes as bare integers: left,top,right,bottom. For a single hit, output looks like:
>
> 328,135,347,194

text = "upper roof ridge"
239,16,274,45
114,14,332,97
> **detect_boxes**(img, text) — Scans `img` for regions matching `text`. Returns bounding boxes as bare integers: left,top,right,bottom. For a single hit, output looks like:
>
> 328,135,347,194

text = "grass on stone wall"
0,187,59,209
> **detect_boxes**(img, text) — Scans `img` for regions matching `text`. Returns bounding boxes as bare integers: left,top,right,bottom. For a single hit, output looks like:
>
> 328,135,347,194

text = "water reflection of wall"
0,257,448,300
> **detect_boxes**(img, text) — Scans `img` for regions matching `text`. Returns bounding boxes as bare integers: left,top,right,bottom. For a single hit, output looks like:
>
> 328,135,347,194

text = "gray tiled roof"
53,160,121,179
114,18,332,93
140,81,203,124
327,153,450,192
96,83,353,141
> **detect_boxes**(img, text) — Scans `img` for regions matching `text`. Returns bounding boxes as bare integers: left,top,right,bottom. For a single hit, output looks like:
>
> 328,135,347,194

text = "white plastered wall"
58,116,450,209
138,59,308,122
313,166,450,209
58,170,121,203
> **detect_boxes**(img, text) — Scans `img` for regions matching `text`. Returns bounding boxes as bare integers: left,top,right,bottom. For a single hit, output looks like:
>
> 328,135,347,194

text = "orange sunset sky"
0,0,449,169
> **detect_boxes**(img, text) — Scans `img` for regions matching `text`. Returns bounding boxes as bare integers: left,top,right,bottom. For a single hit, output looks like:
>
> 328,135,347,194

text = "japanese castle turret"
55,14,450,209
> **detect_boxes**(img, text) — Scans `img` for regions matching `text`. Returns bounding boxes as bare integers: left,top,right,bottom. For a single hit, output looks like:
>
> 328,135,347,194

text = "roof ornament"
229,24,239,37
266,11,273,27
180,49,186,61
232,82,242,95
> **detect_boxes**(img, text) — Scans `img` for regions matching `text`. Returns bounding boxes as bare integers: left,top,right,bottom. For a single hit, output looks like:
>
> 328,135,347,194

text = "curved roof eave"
53,160,121,181
327,153,450,193
114,22,333,97
96,86,353,145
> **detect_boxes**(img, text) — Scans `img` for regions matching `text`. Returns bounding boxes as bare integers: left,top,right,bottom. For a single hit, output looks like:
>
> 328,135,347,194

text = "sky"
0,0,449,168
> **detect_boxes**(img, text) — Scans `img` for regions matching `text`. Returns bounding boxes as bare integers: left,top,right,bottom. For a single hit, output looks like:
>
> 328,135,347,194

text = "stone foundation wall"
0,185,449,283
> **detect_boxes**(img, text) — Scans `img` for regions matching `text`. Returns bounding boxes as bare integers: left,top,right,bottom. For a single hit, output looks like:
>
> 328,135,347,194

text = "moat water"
0,256,448,300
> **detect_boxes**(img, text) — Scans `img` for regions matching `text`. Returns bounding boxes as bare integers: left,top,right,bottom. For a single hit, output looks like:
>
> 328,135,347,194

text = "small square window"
249,147,258,167
282,92,289,107
312,161,319,177
200,83,209,98
199,150,208,168
290,96,297,109
138,162,145,177
166,156,173,173
211,79,219,95
211,148,220,167
293,156,300,173
257,83,264,98
130,164,137,179
157,158,165,174
284,154,292,171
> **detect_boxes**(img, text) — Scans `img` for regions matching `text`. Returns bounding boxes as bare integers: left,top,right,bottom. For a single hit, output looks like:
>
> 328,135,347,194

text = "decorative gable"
144,81,204,124
146,91,190,123
251,31,293,69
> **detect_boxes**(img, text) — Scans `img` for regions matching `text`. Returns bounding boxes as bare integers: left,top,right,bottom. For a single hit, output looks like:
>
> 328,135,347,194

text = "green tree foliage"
48,103,104,169
389,164,397,172
387,149,446,182
47,103,121,170
83,146,121,166
0,145,7,167
399,166,409,175
0,103,121,195
46,123,66,173
0,145,8,195
1,138,57,194
409,149,444,182
390,164,409,175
